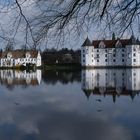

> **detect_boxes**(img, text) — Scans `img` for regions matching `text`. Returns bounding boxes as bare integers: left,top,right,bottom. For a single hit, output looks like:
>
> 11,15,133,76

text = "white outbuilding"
0,50,41,67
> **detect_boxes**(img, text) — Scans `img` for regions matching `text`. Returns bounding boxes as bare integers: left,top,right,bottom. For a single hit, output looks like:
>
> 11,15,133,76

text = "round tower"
81,37,94,67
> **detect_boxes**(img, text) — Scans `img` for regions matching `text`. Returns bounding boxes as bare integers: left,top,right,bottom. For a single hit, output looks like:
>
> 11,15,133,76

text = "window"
133,53,136,56
105,49,107,53
92,59,94,62
83,50,85,53
134,59,136,62
105,59,107,62
97,49,99,52
134,78,136,81
122,59,124,62
122,49,124,52
113,54,116,57
92,54,94,57
134,48,136,51
113,59,116,62
133,73,136,76
83,54,85,57
105,54,107,57
97,54,99,58
83,59,85,62
122,54,124,57
97,59,99,62
83,73,85,77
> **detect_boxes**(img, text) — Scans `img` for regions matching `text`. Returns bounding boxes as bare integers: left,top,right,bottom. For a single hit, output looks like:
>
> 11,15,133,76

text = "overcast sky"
0,0,138,50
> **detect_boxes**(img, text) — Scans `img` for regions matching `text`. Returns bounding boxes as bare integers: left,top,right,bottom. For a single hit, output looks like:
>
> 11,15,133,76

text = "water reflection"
0,70,42,89
82,69,140,102
0,69,139,139
42,70,81,85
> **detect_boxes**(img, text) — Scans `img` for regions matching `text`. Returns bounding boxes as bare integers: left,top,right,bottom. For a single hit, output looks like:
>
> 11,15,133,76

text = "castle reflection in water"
82,69,140,102
0,70,42,86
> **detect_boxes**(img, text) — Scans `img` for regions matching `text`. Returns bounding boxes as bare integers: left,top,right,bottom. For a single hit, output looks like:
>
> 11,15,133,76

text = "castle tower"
81,37,94,67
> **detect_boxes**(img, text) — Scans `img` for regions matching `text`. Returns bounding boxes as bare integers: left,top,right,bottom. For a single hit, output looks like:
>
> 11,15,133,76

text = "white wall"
37,52,42,67
81,45,140,67
0,51,42,67
81,46,95,66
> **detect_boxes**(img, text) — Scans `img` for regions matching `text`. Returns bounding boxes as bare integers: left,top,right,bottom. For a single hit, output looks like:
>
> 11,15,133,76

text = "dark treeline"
42,48,81,65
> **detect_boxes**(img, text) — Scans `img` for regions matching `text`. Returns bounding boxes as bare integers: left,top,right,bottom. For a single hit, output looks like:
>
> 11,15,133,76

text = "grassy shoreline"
42,64,81,71
0,64,81,71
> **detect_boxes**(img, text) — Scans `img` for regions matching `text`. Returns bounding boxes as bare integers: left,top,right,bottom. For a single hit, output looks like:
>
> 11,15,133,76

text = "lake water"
0,69,140,140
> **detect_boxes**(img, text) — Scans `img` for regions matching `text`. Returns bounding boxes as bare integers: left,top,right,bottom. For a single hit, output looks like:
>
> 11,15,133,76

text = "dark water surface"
0,69,140,140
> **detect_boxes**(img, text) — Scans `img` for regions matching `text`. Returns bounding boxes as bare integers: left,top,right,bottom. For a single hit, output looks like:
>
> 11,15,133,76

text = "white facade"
81,69,140,101
81,37,140,67
0,51,41,67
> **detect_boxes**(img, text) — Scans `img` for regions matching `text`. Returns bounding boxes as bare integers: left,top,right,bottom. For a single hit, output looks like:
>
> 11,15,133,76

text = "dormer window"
115,40,122,47
99,41,106,48
7,52,12,58
26,52,31,58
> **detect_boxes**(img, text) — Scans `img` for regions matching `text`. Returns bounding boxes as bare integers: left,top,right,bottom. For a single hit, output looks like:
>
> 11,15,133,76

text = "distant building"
0,50,41,67
81,36,140,67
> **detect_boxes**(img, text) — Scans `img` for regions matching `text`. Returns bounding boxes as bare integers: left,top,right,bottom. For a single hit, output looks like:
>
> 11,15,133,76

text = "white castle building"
0,50,41,67
82,69,140,102
81,36,140,67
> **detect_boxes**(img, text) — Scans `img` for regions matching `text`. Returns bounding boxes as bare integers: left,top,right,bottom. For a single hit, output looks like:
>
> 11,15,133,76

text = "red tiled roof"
92,39,131,48
1,50,38,58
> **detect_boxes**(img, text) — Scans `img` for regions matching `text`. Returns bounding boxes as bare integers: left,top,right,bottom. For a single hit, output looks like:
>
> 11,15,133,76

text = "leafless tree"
1,0,140,48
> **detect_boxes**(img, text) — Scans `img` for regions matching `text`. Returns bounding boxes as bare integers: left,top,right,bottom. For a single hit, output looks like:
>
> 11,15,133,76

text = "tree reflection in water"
0,69,139,139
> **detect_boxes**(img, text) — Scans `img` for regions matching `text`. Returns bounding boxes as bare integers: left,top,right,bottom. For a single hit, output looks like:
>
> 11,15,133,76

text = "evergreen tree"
112,33,116,40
